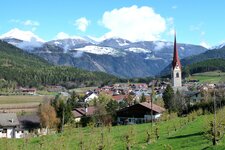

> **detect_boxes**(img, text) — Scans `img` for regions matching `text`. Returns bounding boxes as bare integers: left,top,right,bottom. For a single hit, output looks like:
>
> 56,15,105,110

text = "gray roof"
18,114,40,129
0,113,20,127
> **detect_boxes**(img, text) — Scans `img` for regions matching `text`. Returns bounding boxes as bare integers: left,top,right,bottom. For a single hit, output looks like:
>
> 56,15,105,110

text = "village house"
46,85,66,92
0,113,24,138
18,114,41,133
117,102,165,125
84,91,98,103
72,106,96,126
18,87,37,95
112,94,126,102
185,91,203,105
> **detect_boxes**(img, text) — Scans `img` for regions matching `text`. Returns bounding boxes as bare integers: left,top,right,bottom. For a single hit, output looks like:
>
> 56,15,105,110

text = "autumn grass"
1,115,225,150
0,95,47,104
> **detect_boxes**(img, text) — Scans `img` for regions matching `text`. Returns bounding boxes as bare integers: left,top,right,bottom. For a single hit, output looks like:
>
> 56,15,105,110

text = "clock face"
176,64,179,69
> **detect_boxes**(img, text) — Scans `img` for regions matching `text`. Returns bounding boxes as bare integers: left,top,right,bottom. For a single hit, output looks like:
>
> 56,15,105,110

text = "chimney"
10,119,14,123
85,107,88,113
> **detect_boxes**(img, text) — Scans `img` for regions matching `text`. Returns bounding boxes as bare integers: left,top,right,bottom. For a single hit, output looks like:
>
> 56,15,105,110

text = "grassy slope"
1,115,225,150
191,71,225,83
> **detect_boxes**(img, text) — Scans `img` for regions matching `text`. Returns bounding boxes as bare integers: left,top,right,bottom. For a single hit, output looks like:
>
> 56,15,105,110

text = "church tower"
172,32,182,87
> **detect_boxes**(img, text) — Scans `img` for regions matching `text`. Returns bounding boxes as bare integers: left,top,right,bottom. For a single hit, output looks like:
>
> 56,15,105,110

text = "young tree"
162,85,175,113
67,91,80,108
118,100,128,109
125,94,133,106
140,93,146,102
38,103,59,133
51,95,72,132
93,93,112,126
105,100,119,119
174,90,187,115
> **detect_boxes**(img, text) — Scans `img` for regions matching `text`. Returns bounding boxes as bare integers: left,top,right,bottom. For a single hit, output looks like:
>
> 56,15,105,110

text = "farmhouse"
19,87,37,95
18,114,40,132
72,106,96,123
84,92,98,103
0,113,23,138
117,102,165,125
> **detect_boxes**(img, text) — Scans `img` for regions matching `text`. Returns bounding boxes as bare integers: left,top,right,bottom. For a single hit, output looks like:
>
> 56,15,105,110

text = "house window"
2,129,7,133
176,72,179,78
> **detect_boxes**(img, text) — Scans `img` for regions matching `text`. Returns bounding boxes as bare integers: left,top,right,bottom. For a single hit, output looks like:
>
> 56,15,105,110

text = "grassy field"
71,86,98,94
0,95,47,104
1,115,224,150
0,95,49,113
191,71,225,83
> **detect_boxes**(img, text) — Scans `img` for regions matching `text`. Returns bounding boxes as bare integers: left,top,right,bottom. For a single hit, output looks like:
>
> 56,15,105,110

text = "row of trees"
162,84,225,146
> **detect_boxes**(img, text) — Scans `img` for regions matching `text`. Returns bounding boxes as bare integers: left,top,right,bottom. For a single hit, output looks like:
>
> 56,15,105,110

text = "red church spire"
172,31,181,69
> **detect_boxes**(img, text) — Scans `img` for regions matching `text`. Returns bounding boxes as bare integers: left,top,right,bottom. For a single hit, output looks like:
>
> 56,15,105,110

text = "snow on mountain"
115,38,130,46
0,28,44,42
145,54,162,60
47,38,93,53
0,28,44,50
211,42,225,49
99,38,131,48
180,46,185,50
153,41,172,51
73,45,122,56
125,47,151,53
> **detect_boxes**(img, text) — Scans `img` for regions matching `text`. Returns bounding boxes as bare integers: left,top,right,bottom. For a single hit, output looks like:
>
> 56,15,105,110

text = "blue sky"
1,0,225,47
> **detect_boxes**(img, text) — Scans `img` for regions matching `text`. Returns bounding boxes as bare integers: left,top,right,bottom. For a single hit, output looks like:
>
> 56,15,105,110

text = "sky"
0,0,225,48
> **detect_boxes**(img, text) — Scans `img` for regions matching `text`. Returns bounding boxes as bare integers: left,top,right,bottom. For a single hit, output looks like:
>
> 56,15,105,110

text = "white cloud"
172,5,177,9
154,41,172,51
167,28,175,37
200,41,210,48
100,5,167,41
74,17,90,32
200,31,205,36
190,23,203,31
55,32,86,41
55,32,71,39
167,17,174,26
22,20,39,26
9,19,40,31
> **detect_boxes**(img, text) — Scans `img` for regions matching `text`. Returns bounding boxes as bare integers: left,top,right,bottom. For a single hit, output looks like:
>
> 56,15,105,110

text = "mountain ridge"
0,29,209,78
0,40,119,88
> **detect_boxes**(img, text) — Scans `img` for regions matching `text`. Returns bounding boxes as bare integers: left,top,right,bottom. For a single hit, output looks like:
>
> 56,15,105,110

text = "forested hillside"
187,59,225,74
160,46,225,76
0,40,119,88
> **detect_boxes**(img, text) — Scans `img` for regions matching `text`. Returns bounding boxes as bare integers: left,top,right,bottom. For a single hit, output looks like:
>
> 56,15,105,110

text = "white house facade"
0,113,24,138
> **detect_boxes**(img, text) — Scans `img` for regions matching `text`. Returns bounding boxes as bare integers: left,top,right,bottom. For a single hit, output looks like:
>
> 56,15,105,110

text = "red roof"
72,106,96,118
112,95,125,101
139,102,165,113
172,32,181,69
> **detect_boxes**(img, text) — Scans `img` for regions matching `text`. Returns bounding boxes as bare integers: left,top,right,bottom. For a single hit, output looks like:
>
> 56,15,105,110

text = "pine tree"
162,85,174,113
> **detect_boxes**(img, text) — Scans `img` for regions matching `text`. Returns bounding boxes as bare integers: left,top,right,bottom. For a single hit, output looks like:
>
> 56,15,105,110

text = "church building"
172,32,182,87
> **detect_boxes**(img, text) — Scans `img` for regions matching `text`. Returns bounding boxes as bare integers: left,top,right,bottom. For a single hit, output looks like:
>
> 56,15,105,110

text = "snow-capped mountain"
210,42,225,50
99,38,131,48
46,38,92,53
1,29,208,77
0,28,44,50
31,38,207,77
73,45,124,56
0,28,44,42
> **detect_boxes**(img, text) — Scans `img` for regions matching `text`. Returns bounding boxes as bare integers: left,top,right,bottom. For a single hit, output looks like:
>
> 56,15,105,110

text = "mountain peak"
0,28,44,42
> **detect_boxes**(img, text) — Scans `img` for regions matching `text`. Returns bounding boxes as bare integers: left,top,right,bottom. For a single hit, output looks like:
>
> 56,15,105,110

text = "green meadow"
191,71,225,83
0,115,224,150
